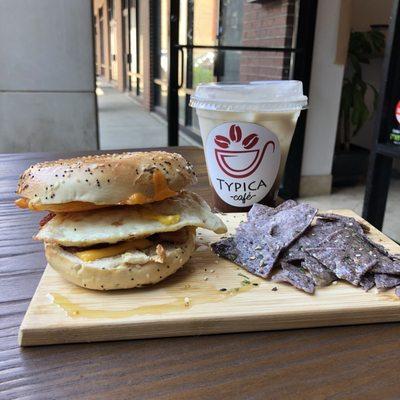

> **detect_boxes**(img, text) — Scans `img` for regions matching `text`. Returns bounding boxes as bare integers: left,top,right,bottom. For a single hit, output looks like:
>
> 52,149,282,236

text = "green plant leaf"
340,80,353,112
359,79,367,96
351,89,370,134
349,54,362,75
369,30,385,54
339,29,386,142
368,83,379,110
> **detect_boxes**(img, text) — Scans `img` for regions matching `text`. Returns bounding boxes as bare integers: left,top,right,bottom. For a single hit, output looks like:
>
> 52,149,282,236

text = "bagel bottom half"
44,228,196,290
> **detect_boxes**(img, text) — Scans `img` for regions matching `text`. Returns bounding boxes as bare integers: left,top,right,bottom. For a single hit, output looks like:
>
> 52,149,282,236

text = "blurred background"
0,0,399,241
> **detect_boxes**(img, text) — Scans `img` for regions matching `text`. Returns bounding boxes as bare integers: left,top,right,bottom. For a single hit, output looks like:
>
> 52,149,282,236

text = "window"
153,0,298,134
154,0,169,111
122,0,142,97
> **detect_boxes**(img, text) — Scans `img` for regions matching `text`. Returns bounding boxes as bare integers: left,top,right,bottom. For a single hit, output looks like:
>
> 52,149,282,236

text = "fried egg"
36,191,227,246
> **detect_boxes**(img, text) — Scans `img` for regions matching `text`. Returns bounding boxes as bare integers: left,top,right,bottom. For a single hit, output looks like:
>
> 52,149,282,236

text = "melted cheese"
74,238,153,262
126,170,177,205
15,198,29,208
139,210,180,225
15,198,107,212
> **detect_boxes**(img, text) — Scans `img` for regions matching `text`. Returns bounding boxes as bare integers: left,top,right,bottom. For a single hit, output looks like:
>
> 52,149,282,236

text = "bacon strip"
39,213,55,227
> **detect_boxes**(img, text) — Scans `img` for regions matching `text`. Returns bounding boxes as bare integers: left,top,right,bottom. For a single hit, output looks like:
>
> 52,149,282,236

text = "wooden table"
1,147,399,399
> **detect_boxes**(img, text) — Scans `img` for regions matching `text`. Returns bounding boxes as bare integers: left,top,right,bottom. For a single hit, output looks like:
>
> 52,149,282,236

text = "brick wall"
240,0,296,81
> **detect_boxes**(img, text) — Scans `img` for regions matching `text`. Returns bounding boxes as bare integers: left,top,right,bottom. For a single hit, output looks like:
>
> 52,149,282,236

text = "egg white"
36,191,227,246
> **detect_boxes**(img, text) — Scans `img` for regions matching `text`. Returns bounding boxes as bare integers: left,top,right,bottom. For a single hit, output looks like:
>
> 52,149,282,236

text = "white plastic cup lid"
189,80,308,112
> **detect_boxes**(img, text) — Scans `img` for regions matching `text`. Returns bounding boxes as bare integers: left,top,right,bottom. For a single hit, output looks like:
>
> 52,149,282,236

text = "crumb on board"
184,297,190,307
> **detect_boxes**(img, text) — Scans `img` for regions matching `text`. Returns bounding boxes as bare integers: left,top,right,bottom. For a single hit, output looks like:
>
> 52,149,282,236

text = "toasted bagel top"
16,151,197,211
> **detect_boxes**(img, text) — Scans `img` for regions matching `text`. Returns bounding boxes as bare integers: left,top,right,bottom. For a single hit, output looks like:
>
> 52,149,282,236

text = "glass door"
153,0,169,111
129,0,139,95
99,7,105,76
217,0,243,82
108,0,118,81
122,0,140,96
122,1,131,90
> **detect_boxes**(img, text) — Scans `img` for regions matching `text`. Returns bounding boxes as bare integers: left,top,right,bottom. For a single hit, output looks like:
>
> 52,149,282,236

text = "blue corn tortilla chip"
272,262,315,294
306,246,376,285
301,256,336,287
281,213,364,286
282,213,365,262
362,239,400,275
211,236,238,264
233,202,317,277
212,203,400,296
305,227,378,285
359,273,375,291
317,213,369,234
317,220,400,276
248,200,297,221
370,254,400,275
304,217,400,285
395,286,400,298
212,201,317,278
321,216,400,275
374,273,400,290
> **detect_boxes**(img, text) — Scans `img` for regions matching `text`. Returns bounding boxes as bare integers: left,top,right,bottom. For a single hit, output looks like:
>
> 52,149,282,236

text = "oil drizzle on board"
48,283,255,319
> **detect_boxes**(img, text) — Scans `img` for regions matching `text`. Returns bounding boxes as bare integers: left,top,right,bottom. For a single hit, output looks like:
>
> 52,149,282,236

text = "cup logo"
214,124,276,179
205,122,281,207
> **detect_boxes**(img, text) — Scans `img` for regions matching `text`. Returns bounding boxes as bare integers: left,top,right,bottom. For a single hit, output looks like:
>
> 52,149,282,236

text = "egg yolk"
126,170,177,205
74,238,153,262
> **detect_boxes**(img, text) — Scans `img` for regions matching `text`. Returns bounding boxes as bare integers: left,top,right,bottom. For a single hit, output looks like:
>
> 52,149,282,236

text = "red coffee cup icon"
214,125,276,179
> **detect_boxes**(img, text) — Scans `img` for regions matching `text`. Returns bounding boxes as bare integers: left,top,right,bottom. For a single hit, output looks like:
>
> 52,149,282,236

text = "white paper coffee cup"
190,81,307,210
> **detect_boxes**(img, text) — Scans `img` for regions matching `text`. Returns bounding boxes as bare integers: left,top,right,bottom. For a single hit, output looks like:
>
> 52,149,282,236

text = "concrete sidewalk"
96,83,193,150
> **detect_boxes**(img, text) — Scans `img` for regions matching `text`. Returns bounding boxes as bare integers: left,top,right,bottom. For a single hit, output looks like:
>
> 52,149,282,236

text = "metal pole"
362,0,400,229
167,0,180,146
280,0,318,199
184,3,194,127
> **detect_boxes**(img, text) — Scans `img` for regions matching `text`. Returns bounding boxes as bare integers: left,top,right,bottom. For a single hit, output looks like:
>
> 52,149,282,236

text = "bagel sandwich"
16,151,227,290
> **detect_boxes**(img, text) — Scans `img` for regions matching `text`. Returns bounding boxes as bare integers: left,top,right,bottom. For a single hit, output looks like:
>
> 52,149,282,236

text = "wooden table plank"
1,146,400,399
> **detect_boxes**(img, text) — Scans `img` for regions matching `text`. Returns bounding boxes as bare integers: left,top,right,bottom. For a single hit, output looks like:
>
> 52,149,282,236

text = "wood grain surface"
1,147,400,399
19,210,400,347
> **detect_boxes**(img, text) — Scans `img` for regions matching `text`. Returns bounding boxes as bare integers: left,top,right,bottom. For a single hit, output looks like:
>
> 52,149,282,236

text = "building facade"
92,0,297,138
93,0,153,110
92,0,394,197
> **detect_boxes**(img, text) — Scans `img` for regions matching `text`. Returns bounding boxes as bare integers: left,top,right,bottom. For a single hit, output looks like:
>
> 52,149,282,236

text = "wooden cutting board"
19,210,400,346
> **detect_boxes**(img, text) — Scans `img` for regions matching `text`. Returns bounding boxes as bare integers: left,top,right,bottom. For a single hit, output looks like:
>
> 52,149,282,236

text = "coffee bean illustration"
229,124,242,142
242,134,259,149
214,135,231,148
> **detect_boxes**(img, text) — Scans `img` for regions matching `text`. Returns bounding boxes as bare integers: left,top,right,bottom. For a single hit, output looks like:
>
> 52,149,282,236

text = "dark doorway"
122,0,141,97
